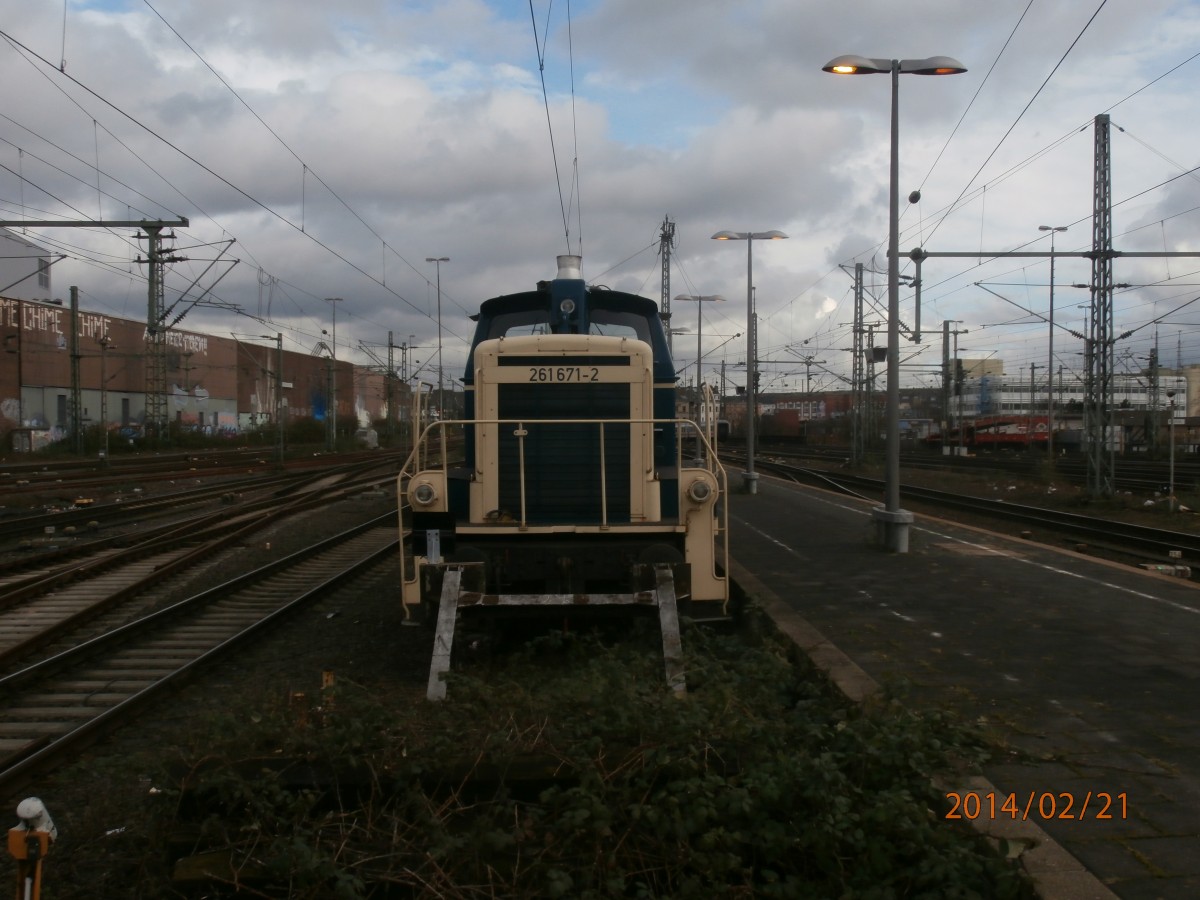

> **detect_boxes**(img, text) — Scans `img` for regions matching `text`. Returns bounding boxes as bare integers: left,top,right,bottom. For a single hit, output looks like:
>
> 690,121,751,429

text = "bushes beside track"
37,611,1033,898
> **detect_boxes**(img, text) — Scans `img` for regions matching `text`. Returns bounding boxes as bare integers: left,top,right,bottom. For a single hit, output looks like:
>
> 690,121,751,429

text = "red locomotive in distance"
927,415,1052,450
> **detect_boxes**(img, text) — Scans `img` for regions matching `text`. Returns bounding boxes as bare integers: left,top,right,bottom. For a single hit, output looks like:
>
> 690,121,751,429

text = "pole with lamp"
1038,225,1068,457
425,257,449,417
711,231,788,493
675,293,725,458
822,53,967,551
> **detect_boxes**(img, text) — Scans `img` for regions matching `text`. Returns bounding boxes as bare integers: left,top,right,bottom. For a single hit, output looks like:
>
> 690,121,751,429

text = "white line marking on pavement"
735,489,1200,617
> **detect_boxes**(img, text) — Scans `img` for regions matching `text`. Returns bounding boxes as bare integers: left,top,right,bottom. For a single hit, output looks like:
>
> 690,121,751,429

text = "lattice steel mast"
138,224,186,440
1085,114,1115,496
659,216,676,355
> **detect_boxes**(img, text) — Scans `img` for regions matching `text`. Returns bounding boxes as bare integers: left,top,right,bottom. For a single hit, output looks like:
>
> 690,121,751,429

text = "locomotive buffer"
425,563,686,701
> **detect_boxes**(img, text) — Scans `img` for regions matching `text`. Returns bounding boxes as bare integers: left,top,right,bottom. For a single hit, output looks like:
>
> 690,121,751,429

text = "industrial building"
1,228,403,451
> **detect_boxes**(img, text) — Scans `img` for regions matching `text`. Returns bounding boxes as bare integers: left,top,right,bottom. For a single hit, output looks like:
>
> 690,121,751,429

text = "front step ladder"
426,564,686,701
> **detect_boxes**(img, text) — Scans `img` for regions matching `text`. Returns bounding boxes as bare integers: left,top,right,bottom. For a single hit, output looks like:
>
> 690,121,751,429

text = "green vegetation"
35,613,1032,898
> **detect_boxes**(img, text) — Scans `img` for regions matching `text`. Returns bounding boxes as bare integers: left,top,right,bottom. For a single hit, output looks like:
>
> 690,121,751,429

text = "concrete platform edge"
730,558,1121,900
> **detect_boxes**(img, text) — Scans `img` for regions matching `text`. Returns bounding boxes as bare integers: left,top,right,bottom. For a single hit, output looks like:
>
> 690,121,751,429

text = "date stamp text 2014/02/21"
945,791,1128,822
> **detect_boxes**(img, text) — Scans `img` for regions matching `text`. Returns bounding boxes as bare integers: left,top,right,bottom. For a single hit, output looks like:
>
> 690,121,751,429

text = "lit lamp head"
711,230,789,241
821,55,967,76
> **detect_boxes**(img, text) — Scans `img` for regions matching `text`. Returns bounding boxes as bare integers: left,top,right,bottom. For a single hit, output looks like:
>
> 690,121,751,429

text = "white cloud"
1,0,1198,384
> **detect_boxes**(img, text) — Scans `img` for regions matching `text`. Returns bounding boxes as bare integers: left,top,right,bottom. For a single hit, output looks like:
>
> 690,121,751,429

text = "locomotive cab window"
482,307,652,342
588,309,649,341
485,310,552,339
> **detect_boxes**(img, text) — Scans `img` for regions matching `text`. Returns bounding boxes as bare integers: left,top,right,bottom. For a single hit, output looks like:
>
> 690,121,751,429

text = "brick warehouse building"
0,229,401,450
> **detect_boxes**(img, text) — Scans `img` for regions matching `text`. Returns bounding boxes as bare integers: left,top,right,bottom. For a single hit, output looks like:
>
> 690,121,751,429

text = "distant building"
2,283,407,449
0,228,54,301
957,371,1186,422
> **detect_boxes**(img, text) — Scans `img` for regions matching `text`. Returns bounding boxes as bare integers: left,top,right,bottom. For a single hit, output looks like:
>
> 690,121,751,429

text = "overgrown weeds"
32,611,1032,898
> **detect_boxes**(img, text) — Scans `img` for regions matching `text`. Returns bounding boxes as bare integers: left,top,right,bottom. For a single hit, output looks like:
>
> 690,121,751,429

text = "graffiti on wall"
2,298,207,357
1,297,116,342
147,328,208,355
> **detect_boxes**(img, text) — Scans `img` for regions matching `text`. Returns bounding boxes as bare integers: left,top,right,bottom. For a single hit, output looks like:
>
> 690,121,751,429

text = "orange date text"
944,791,1128,822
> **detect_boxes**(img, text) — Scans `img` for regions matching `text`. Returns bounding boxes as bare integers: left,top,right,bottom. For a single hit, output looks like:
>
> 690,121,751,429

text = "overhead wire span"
528,0,581,257
0,25,464,345
141,0,438,300
566,0,582,260
915,0,1036,195
924,0,1110,248
1102,48,1200,115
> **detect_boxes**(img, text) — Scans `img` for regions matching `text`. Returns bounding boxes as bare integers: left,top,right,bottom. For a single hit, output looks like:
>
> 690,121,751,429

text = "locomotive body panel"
399,256,729,623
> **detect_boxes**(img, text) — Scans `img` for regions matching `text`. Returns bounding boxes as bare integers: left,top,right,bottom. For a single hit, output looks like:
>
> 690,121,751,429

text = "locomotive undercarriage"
414,531,720,621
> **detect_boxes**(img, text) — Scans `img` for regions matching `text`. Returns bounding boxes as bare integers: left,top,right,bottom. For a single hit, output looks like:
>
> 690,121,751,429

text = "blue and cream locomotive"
399,255,729,627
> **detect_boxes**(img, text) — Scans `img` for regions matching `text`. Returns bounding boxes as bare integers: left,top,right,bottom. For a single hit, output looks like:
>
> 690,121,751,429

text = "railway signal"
7,797,57,900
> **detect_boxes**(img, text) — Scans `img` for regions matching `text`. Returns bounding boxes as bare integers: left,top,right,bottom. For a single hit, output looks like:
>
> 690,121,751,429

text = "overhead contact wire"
0,27,449,332
925,0,1110,247
529,0,573,256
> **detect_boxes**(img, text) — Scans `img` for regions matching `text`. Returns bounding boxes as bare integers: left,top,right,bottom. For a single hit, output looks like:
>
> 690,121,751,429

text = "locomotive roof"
463,280,676,383
471,285,659,319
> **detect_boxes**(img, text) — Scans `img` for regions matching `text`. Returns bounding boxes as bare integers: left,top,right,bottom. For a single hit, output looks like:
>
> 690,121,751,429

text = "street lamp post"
425,257,450,416
712,231,788,494
1039,225,1068,457
675,293,725,458
823,53,967,552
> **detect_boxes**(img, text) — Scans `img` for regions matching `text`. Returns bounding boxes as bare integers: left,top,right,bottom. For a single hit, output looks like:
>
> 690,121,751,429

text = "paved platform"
729,474,1200,900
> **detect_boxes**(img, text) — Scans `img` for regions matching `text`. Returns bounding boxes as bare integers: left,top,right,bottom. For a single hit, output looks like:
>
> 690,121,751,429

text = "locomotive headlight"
686,475,714,505
559,298,576,315
412,481,438,507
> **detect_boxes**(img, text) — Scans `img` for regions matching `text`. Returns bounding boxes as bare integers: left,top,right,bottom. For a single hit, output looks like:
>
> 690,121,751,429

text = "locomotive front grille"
497,382,632,523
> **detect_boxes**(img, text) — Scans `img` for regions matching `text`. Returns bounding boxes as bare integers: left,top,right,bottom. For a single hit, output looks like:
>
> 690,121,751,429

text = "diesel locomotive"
398,255,729,631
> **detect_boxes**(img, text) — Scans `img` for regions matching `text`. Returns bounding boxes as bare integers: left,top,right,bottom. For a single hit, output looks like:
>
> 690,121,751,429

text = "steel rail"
0,513,399,794
750,458,1200,563
0,469,398,666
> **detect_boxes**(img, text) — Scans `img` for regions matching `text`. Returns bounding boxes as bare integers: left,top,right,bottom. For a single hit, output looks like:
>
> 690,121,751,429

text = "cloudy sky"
2,0,1199,396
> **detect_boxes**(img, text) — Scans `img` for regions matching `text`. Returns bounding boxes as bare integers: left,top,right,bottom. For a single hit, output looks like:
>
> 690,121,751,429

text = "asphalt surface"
728,475,1200,900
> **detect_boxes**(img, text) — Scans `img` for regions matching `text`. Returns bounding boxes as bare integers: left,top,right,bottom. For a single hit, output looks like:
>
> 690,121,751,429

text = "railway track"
751,441,1200,496
0,463,400,664
0,455,399,561
0,470,292,547
739,454,1200,574
0,446,404,509
0,512,399,794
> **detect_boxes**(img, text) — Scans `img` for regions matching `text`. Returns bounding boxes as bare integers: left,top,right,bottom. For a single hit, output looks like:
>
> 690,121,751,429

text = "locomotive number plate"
527,365,600,383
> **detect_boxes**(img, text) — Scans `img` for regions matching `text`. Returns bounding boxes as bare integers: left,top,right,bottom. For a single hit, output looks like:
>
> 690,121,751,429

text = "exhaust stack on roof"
556,255,582,281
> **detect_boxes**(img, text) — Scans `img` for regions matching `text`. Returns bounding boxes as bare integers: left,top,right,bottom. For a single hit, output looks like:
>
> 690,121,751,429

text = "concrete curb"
731,558,1121,900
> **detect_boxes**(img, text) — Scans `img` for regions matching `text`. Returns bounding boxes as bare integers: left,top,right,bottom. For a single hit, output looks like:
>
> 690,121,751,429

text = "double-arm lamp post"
711,231,788,494
822,54,966,551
